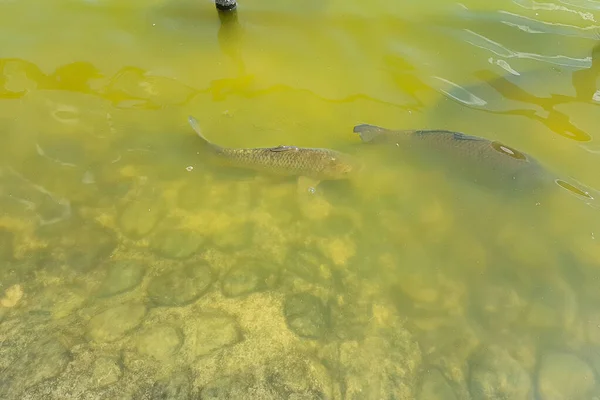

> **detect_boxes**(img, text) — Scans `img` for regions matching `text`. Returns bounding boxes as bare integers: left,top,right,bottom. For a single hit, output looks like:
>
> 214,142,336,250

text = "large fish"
353,123,557,194
188,115,360,193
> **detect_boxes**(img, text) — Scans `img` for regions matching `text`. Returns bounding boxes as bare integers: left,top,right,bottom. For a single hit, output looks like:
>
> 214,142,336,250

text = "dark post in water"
215,0,237,12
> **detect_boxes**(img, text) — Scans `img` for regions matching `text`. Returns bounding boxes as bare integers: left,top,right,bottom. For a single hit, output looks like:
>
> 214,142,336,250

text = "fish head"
323,152,361,179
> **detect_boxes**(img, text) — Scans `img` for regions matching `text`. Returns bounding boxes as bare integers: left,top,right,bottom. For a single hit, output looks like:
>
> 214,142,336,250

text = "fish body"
353,123,554,191
188,116,359,191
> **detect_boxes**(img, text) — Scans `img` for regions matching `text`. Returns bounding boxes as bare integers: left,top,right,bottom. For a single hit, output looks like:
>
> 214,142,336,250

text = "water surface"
1,0,600,399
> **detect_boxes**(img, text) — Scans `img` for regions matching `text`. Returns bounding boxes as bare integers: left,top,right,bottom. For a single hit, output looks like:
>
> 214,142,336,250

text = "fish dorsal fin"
353,124,391,143
269,145,299,152
452,131,484,141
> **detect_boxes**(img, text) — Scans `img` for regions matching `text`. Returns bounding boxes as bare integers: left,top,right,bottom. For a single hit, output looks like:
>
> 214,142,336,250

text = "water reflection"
471,66,595,142
432,40,600,142
448,4,600,41
209,6,263,103
2,2,600,399
429,4,600,143
512,0,598,22
0,56,420,141
0,166,71,225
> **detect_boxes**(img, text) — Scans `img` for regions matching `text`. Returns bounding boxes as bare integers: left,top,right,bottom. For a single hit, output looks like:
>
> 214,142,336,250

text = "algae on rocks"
40,221,118,273
0,336,71,398
469,345,532,400
180,313,242,360
118,195,165,239
537,352,597,400
147,262,213,307
417,368,458,400
90,357,123,389
134,325,183,362
0,228,15,261
199,353,334,399
150,228,204,260
86,303,147,343
319,314,422,400
221,258,280,297
96,259,146,298
149,369,193,400
284,292,330,339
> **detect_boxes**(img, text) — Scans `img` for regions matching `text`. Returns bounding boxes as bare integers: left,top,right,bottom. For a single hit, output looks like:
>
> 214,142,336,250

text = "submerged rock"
181,314,242,359
469,346,532,400
86,303,147,343
200,375,253,399
537,352,596,400
147,263,213,307
586,311,600,346
199,355,332,399
150,369,193,400
284,249,332,286
525,279,577,332
0,337,71,397
221,259,279,297
221,265,261,297
414,318,480,393
118,197,165,239
263,355,333,399
0,228,15,261
150,229,204,259
34,285,88,319
177,182,209,212
60,223,117,273
418,368,458,400
330,297,373,341
135,325,183,361
330,323,422,399
96,259,146,297
284,293,329,339
471,279,528,331
90,357,122,389
0,284,23,308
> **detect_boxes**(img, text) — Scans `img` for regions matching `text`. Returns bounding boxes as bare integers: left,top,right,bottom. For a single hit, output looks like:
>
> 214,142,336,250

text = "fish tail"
188,115,219,150
353,124,391,143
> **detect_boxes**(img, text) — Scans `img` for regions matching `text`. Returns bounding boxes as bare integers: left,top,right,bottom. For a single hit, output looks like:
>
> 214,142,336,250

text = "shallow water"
1,0,600,399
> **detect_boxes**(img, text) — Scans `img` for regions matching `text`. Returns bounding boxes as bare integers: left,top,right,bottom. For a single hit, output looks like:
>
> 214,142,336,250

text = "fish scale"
221,147,340,175
187,116,359,182
353,123,554,192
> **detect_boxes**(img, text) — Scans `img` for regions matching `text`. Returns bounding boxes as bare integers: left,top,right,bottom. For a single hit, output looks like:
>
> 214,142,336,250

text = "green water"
1,0,600,399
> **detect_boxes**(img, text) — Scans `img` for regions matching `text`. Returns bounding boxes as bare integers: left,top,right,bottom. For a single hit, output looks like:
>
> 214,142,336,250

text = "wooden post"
215,0,237,12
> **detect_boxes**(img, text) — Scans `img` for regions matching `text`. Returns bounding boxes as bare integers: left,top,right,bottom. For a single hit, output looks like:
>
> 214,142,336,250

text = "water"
1,0,600,398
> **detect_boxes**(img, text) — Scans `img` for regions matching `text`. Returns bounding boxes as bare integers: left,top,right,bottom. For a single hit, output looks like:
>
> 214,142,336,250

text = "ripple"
512,0,597,22
559,0,600,12
431,76,488,106
460,28,592,68
0,166,72,226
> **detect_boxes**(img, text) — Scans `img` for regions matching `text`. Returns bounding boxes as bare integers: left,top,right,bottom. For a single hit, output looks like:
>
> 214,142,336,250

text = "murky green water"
2,0,600,399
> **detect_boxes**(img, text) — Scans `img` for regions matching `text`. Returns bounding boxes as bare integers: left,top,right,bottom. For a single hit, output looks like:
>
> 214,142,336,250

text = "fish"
188,115,360,193
352,123,555,193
